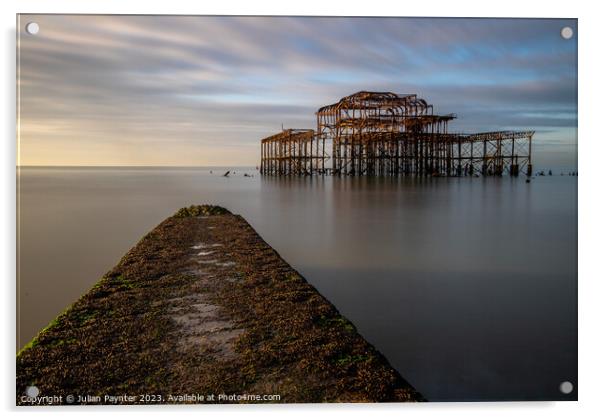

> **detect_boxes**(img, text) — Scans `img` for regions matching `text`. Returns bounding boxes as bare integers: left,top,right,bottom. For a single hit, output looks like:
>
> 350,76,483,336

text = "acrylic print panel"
16,15,577,404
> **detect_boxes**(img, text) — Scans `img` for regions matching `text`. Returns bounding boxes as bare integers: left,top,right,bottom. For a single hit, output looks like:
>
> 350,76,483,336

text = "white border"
3,1,600,419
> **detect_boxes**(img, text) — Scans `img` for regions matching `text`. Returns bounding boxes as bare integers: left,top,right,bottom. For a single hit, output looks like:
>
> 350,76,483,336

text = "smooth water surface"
17,167,577,401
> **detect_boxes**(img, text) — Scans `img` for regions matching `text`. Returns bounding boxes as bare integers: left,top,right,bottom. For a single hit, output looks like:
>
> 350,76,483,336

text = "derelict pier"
260,91,533,177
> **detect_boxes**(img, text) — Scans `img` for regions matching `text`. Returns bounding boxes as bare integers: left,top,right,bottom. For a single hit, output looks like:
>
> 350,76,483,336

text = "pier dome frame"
260,91,533,177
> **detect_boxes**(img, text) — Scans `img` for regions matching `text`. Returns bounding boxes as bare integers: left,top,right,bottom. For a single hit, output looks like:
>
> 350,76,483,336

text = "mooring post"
527,133,533,177
482,138,488,176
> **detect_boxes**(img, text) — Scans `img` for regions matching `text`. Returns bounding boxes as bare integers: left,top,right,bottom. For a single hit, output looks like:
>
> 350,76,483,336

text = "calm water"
17,167,577,401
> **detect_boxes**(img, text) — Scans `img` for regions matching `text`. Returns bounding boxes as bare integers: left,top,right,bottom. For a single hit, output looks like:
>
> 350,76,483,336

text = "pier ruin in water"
260,91,534,177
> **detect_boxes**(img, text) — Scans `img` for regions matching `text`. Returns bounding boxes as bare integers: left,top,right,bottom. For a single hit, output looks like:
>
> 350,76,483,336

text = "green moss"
109,275,135,290
17,336,39,357
17,308,69,357
335,353,370,366
73,309,99,325
18,289,104,357
49,337,77,348
317,315,356,333
174,205,230,218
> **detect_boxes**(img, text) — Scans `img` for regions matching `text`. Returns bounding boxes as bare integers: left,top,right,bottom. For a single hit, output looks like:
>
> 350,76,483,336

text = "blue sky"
18,16,577,167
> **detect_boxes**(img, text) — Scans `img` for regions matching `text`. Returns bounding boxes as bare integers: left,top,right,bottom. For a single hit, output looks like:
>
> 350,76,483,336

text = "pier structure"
260,91,533,177
17,205,422,404
260,129,327,175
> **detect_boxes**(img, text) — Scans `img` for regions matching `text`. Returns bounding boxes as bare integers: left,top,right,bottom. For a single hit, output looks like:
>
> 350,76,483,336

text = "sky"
17,15,577,168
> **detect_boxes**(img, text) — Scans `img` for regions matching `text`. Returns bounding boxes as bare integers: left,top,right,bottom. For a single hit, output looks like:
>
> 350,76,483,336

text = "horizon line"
17,164,258,168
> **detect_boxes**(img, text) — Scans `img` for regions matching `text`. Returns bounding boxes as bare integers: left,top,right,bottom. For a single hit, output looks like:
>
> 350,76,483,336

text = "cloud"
18,15,577,166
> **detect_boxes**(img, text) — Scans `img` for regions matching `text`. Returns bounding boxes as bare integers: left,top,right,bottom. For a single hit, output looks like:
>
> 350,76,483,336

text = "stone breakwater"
17,205,423,405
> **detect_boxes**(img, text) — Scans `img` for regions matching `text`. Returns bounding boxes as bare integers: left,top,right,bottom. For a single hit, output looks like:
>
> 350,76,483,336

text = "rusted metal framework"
260,91,533,177
260,129,328,175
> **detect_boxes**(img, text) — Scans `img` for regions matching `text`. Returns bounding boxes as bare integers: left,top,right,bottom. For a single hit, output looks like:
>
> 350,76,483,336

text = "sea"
17,166,577,401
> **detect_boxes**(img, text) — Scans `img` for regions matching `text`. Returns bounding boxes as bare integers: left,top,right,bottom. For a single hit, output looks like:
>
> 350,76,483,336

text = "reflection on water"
17,167,577,401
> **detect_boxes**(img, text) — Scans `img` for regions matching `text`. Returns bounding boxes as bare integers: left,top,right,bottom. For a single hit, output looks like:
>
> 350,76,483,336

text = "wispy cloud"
18,16,577,166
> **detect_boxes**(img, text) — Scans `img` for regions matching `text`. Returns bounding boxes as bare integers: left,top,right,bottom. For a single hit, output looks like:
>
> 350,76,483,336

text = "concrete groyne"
17,205,422,404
